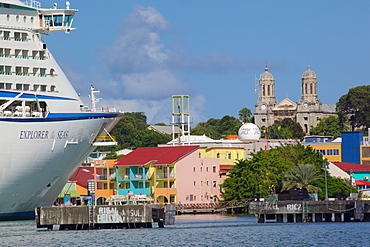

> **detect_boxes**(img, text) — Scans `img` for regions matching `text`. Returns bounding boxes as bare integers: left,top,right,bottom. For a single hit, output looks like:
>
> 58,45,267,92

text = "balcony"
156,173,175,179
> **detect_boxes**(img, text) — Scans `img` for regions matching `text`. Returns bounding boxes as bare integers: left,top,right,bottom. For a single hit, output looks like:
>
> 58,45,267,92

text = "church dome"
260,67,274,79
238,123,261,141
302,65,316,78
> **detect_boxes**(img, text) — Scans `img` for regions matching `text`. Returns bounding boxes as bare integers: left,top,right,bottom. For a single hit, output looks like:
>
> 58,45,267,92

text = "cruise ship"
0,0,123,220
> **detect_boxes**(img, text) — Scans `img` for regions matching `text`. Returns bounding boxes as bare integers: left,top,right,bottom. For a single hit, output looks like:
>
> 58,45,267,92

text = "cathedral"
254,66,336,134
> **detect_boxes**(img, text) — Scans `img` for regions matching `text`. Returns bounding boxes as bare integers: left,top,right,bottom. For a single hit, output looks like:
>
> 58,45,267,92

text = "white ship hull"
0,1,124,219
0,114,122,219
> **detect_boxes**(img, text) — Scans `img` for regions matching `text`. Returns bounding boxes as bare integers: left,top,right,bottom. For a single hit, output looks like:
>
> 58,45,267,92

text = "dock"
177,201,250,214
35,204,175,230
249,200,370,223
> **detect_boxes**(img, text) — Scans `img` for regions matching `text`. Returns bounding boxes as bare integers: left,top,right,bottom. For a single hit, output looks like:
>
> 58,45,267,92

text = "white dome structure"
238,123,261,141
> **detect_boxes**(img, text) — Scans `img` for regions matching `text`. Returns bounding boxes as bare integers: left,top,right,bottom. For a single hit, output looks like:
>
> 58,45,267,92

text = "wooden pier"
249,200,370,223
35,204,175,230
177,202,249,214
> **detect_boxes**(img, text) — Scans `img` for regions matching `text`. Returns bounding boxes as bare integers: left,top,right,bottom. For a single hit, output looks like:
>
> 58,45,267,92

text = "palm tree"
282,163,322,193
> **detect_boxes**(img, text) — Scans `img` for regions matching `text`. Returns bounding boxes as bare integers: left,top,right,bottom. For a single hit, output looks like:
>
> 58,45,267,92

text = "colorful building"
115,146,223,204
94,159,116,204
57,167,95,205
302,136,341,162
330,162,370,197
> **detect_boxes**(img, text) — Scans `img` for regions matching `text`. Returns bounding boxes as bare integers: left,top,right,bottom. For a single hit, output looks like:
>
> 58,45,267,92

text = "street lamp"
322,160,329,201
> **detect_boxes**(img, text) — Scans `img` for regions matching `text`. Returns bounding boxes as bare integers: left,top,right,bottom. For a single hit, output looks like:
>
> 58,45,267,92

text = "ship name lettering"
20,131,49,139
57,131,68,139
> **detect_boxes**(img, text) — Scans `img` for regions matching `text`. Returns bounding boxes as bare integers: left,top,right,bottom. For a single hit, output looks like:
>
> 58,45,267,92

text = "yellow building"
199,147,244,173
302,142,341,162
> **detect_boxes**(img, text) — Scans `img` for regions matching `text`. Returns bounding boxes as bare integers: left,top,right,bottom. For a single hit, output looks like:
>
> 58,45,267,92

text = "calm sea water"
1,214,369,246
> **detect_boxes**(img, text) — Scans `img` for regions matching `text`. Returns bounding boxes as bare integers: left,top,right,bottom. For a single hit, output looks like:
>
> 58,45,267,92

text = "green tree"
191,115,242,139
282,164,322,193
238,107,252,124
103,112,171,150
269,118,305,140
336,85,370,130
222,144,323,200
309,116,345,138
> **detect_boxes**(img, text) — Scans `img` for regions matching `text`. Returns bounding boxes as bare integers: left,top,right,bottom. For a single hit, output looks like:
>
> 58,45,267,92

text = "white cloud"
64,5,251,125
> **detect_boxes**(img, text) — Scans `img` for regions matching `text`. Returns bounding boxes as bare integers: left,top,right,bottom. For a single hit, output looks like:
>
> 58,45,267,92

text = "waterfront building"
57,167,95,205
115,146,222,204
254,66,336,134
329,162,370,197
94,160,117,204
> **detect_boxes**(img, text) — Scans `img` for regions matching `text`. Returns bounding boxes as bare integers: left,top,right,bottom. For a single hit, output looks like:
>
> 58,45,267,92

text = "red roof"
356,180,370,186
116,146,199,166
333,162,370,172
68,167,97,188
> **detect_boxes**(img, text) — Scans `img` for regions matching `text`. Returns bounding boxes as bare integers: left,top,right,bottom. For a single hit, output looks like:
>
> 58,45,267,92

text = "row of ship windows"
0,66,56,77
0,31,29,42
316,149,339,156
0,83,57,92
4,13,35,24
0,48,47,60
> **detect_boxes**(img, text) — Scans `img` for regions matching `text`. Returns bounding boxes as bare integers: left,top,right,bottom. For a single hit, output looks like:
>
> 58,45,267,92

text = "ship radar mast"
90,86,102,112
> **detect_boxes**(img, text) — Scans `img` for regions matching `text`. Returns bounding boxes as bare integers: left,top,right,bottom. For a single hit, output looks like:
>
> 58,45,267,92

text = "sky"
41,0,370,126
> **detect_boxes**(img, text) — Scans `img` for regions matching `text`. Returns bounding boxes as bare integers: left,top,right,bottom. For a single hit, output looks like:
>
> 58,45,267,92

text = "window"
304,117,308,121
103,183,107,190
213,166,216,173
193,181,196,186
50,85,56,92
109,183,114,189
193,167,196,172
216,153,220,158
40,85,47,92
145,182,150,188
164,182,168,188
213,181,217,187
206,167,208,172
125,183,130,189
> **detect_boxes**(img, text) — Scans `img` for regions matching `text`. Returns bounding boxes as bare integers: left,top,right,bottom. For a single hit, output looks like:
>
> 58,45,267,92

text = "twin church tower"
254,66,336,134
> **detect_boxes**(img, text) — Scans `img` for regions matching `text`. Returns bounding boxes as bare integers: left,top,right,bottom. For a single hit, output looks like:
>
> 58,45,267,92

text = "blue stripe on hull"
0,91,78,101
0,112,123,122
0,211,34,221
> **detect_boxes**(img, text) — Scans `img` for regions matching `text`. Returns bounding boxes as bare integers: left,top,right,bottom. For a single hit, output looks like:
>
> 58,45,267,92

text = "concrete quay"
35,204,175,230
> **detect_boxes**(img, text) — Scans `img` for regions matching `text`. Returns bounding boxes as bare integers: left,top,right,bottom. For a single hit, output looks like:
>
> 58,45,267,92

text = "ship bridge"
25,0,78,33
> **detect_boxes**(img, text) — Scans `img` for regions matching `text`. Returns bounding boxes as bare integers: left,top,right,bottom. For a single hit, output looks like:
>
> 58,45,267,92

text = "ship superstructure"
0,0,123,220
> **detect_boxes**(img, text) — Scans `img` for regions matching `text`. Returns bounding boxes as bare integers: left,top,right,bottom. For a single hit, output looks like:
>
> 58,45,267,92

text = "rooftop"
116,146,199,166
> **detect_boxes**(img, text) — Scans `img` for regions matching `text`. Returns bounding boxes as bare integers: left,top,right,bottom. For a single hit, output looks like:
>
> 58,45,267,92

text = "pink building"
116,146,223,204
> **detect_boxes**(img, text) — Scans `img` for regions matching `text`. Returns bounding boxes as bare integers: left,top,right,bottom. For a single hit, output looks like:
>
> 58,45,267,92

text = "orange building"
94,159,117,204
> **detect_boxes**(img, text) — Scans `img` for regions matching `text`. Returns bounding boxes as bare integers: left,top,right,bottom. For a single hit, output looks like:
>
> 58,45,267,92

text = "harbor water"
1,214,370,246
